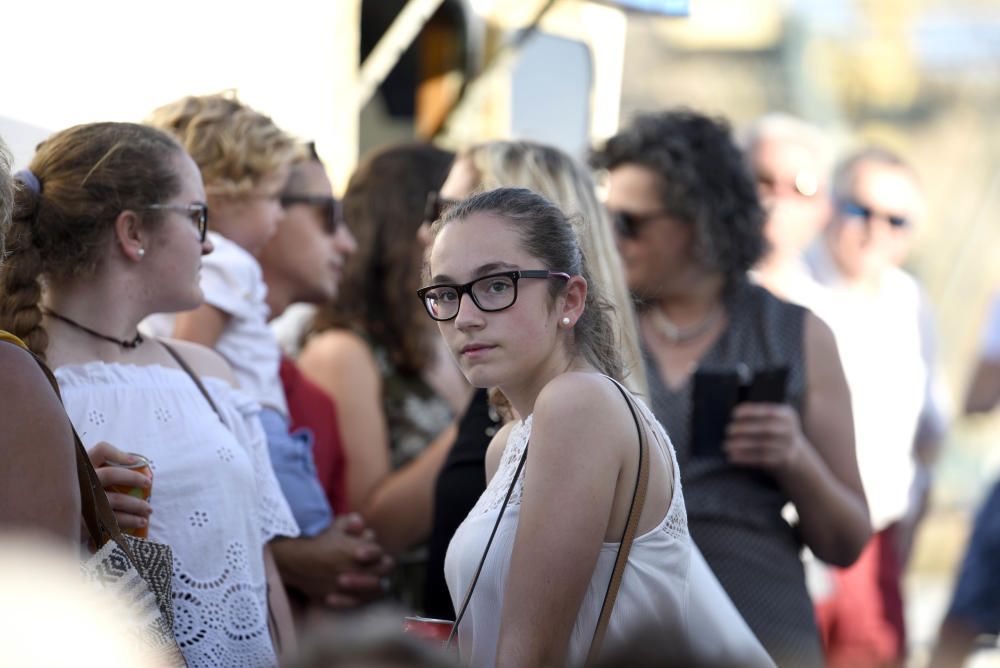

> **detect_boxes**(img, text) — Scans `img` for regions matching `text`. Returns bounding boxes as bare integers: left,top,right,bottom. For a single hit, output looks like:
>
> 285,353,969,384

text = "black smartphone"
690,365,790,459
741,366,789,404
690,369,742,459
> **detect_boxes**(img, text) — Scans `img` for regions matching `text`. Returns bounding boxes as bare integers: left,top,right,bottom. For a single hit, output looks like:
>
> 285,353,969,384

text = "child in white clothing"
144,94,333,537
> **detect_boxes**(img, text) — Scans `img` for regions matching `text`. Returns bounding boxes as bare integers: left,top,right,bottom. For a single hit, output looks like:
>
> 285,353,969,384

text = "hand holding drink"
88,442,153,537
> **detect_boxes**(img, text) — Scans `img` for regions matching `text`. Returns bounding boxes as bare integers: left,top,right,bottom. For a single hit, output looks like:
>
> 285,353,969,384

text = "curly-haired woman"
592,110,870,667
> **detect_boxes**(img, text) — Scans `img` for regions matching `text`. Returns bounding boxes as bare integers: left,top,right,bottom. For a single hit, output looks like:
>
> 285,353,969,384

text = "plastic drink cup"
107,453,152,539
402,616,454,646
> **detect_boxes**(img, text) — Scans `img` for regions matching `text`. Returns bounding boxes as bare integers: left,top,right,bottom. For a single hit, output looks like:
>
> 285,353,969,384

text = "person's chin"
461,364,498,389
173,288,205,313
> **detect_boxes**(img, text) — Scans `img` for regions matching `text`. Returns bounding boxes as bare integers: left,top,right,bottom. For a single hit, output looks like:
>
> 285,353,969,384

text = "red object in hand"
403,616,454,645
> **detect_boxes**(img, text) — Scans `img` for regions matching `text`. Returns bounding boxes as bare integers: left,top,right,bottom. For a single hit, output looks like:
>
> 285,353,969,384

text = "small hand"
88,442,152,531
280,514,394,607
335,512,378,544
324,514,394,608
724,403,806,474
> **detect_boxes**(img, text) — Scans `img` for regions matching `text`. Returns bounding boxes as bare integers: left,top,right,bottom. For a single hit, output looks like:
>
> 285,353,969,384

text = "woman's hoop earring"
561,317,571,327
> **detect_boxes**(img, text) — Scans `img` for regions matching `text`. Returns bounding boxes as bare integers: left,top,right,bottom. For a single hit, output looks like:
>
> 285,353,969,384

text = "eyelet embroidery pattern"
53,363,300,668
171,545,274,667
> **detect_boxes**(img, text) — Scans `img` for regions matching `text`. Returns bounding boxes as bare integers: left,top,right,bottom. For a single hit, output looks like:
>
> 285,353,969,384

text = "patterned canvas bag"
75,436,186,666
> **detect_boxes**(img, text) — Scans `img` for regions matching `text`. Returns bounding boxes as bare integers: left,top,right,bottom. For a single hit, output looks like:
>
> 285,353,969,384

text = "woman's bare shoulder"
0,341,57,395
0,343,73,440
535,372,626,420
159,338,238,387
300,329,378,371
532,372,632,456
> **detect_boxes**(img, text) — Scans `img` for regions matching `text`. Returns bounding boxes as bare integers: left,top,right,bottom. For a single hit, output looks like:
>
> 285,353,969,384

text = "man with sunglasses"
807,148,947,668
740,113,833,306
259,146,395,610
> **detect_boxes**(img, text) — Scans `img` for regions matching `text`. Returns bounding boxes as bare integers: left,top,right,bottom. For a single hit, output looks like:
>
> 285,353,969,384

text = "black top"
644,280,822,668
423,389,501,618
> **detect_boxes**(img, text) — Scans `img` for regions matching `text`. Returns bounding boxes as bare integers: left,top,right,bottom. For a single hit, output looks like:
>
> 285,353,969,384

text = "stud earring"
561,317,571,326
137,248,145,258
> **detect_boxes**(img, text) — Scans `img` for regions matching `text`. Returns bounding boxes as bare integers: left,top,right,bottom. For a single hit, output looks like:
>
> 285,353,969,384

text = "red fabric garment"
814,525,907,668
279,356,348,515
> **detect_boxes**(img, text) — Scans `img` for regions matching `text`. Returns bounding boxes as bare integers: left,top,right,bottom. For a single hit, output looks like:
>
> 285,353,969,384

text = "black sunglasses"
838,200,909,229
417,269,570,322
424,191,459,224
146,203,209,242
608,208,668,240
281,195,342,235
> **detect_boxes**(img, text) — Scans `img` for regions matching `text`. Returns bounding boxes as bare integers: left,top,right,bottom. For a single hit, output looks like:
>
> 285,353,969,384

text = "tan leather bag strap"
587,380,650,662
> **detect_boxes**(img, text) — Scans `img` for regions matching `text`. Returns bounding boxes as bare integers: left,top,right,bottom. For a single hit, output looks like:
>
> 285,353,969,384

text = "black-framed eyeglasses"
424,191,459,224
608,208,668,240
281,195,342,235
838,200,909,229
417,270,571,322
146,203,209,242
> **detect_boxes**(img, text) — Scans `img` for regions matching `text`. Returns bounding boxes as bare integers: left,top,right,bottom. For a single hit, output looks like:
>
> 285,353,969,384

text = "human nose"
453,291,484,330
201,236,215,256
859,214,896,247
333,223,357,256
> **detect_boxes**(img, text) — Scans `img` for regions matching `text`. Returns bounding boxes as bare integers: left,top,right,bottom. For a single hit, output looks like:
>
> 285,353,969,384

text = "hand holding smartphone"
690,365,789,459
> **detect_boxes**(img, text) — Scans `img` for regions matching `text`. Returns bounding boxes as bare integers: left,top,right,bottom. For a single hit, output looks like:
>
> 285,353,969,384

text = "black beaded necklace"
43,307,144,349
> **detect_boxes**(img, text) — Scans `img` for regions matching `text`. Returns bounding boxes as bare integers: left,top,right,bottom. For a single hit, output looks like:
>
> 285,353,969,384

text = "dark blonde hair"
0,122,183,358
147,92,299,199
433,187,625,383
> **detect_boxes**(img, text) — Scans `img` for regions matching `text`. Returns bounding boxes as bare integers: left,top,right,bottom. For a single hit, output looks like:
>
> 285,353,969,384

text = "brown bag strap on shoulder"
159,340,223,420
587,379,651,663
0,335,136,557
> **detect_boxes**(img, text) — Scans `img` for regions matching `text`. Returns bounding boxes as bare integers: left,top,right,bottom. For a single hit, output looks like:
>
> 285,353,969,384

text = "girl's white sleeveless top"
444,389,774,668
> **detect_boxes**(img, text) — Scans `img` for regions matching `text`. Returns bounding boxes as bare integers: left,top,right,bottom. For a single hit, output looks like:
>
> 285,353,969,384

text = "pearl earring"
561,317,571,326
137,248,145,258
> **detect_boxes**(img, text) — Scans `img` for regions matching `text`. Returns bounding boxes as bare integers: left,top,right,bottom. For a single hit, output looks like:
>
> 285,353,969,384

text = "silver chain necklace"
648,304,724,345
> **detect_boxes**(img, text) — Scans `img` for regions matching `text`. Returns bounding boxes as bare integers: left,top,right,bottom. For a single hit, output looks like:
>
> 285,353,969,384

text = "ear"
114,209,146,262
559,275,588,327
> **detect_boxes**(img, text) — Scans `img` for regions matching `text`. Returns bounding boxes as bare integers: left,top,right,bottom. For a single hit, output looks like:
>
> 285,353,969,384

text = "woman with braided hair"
0,122,299,666
0,136,82,542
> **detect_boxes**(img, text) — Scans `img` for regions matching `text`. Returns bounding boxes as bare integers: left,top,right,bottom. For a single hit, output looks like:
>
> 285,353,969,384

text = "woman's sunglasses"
281,195,342,235
607,208,668,240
